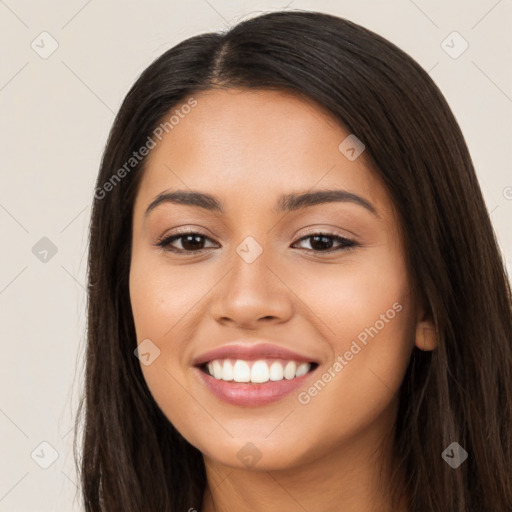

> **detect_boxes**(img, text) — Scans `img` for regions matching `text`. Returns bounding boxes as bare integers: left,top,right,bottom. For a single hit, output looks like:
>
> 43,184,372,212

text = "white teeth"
284,361,297,380
212,360,223,379
205,359,313,383
233,360,251,382
251,360,270,383
222,360,234,381
296,362,310,377
269,361,284,381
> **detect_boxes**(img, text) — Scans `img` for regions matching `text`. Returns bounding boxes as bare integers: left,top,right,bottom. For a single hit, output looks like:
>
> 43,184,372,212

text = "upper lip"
192,342,319,367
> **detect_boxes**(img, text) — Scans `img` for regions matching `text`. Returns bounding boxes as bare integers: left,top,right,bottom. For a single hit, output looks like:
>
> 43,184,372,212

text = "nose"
209,246,294,329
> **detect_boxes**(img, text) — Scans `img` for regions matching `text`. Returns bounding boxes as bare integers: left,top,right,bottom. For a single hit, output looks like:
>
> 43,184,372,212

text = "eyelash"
154,228,358,255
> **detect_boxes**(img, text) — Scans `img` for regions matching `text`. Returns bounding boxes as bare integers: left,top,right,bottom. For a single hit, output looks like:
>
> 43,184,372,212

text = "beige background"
0,1,511,510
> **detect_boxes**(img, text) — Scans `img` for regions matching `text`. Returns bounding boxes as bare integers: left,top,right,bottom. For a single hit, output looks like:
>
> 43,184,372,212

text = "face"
129,88,434,471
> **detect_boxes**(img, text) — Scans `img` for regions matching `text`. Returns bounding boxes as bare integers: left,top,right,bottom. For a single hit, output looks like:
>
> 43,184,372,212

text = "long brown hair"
75,10,512,511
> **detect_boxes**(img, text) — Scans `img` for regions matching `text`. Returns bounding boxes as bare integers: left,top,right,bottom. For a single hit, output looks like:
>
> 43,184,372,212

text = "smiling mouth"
198,358,319,384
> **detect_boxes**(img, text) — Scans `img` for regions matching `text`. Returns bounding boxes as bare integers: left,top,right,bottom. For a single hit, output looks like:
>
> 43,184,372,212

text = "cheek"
129,253,208,343
302,309,413,462
128,251,199,395
129,253,211,443
293,244,412,347
289,247,415,415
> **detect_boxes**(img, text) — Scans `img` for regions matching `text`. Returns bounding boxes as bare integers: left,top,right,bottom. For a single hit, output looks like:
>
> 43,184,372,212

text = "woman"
75,10,512,512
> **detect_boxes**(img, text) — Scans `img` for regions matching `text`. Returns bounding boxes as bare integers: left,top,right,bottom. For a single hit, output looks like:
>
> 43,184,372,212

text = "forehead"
134,88,393,218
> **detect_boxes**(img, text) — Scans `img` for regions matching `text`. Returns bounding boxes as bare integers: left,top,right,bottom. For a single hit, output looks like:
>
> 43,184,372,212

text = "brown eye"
292,233,357,253
155,232,218,253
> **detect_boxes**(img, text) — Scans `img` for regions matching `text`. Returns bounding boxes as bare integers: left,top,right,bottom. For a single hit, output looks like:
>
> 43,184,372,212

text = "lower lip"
194,366,316,407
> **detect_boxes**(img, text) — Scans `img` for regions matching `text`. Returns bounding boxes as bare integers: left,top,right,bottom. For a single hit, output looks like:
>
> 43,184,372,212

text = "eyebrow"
144,189,379,217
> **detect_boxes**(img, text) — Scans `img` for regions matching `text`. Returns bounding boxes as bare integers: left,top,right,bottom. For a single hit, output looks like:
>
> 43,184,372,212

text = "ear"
414,308,437,351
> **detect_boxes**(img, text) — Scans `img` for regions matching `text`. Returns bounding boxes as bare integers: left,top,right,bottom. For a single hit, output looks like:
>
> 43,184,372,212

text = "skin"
129,88,437,512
